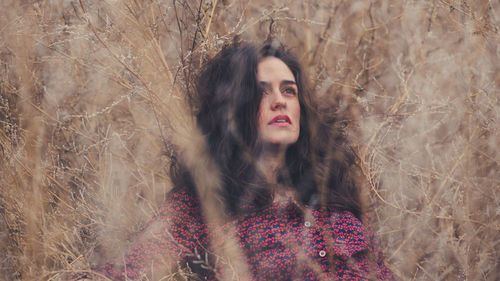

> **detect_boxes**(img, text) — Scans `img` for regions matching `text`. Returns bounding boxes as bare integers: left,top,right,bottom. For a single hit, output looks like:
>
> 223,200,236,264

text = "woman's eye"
283,87,297,95
259,85,269,95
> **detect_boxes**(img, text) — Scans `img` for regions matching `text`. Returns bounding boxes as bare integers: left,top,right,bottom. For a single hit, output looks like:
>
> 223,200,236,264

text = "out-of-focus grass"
0,0,498,280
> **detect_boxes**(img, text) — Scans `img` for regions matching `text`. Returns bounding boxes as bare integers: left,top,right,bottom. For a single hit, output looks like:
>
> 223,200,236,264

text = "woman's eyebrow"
280,80,296,86
259,80,296,85
259,80,297,87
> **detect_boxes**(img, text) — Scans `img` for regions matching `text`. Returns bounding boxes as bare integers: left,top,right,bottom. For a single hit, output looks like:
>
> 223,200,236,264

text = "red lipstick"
269,115,291,126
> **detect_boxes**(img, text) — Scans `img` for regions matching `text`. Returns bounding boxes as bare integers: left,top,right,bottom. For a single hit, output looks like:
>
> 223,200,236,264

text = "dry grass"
0,0,499,280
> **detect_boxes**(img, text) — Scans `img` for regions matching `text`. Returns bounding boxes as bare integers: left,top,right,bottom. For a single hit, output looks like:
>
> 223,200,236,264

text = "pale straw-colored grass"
0,0,498,280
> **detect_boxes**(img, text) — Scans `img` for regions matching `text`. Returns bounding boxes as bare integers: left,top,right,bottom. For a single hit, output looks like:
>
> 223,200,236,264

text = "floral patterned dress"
90,189,395,280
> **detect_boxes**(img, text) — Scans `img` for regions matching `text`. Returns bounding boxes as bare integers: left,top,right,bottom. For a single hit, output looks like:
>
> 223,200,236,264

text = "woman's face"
257,57,300,146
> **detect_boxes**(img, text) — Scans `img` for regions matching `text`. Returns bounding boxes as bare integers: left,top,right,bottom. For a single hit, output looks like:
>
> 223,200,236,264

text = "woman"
87,41,395,280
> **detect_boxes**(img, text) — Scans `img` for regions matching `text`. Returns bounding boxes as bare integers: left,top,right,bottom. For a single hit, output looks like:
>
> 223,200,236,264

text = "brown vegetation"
0,0,499,280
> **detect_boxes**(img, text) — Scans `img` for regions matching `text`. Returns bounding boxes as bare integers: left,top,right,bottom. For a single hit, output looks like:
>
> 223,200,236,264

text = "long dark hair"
170,41,362,218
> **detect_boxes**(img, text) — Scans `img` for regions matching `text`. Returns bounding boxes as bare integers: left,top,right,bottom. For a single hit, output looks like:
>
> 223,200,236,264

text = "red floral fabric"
91,189,395,280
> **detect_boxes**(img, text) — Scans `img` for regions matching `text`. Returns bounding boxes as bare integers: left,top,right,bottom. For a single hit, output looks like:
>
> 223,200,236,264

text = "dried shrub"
0,0,498,280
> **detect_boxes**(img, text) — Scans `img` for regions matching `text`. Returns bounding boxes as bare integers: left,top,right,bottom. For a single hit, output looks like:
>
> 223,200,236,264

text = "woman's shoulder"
144,188,205,235
156,187,201,218
143,188,208,252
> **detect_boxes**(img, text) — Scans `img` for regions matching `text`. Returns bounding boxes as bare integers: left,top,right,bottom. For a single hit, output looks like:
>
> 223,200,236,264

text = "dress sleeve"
87,191,207,281
363,217,397,280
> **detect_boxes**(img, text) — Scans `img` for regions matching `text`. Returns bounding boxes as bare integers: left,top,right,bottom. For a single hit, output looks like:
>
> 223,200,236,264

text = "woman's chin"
258,139,297,150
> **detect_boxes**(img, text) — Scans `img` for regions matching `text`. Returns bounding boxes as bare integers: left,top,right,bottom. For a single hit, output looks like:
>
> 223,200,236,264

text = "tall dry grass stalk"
0,0,498,280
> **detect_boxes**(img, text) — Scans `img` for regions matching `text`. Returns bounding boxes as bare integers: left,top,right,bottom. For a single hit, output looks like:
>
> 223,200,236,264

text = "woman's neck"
256,143,292,201
256,143,284,182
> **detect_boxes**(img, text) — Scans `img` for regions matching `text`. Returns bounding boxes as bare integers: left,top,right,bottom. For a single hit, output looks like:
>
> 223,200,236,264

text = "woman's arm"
362,216,397,280
76,190,208,281
91,215,184,280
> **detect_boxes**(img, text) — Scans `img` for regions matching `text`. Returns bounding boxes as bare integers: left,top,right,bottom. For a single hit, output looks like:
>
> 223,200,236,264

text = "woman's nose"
270,88,286,110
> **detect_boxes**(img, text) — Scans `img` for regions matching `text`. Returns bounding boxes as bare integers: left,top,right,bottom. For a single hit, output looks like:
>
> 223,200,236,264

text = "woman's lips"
268,115,291,126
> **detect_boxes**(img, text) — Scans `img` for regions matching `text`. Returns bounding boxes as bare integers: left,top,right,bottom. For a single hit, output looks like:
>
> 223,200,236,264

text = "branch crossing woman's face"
257,57,300,146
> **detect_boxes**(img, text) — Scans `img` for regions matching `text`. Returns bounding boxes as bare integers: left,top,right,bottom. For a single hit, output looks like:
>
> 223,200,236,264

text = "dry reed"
0,0,499,280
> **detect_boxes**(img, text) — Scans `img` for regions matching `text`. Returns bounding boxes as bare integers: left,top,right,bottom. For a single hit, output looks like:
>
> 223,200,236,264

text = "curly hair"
170,41,362,218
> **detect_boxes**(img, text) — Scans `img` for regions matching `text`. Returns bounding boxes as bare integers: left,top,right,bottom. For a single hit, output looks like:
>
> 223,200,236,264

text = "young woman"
87,41,395,280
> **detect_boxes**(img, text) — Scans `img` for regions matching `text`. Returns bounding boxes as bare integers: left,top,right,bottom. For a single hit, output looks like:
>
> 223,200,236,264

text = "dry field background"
1,0,499,280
